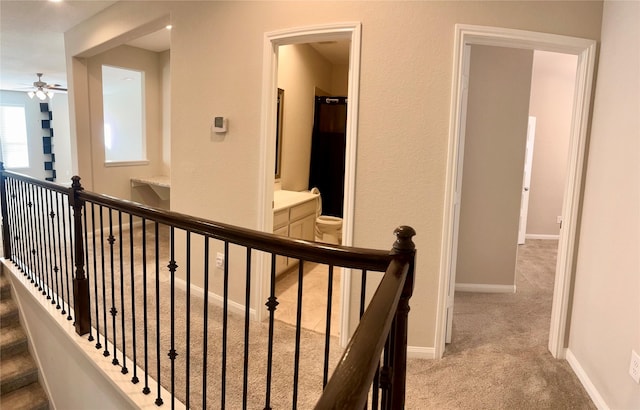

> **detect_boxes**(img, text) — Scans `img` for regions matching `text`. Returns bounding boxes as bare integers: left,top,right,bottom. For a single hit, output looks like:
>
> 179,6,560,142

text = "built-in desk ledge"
131,175,170,201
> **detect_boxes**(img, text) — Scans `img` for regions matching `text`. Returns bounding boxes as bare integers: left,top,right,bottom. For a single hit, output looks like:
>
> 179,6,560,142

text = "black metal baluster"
129,214,139,384
372,363,380,410
38,187,49,293
154,221,163,406
91,203,102,350
292,260,305,409
55,193,71,315
6,179,18,269
203,236,209,409
51,191,63,314
100,206,110,358
92,203,107,349
142,218,151,395
83,202,94,343
185,231,191,409
242,247,252,410
360,269,367,318
63,198,74,327
63,194,73,321
221,240,229,409
14,180,25,273
167,226,178,410
108,208,118,366
119,211,128,374
323,264,335,387
360,269,368,410
26,184,37,283
264,252,278,410
22,182,34,277
45,189,58,307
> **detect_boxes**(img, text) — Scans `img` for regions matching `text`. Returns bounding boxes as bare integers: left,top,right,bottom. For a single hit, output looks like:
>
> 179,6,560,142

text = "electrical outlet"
215,252,225,269
630,350,640,383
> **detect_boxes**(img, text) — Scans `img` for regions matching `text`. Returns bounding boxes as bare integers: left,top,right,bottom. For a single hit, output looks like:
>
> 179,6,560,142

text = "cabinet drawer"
274,209,289,229
289,198,317,222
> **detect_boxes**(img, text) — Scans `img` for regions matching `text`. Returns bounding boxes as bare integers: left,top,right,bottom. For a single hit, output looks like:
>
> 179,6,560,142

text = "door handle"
524,187,529,191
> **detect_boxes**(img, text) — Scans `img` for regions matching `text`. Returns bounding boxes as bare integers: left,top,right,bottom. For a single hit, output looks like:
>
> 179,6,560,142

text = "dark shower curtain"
308,96,347,218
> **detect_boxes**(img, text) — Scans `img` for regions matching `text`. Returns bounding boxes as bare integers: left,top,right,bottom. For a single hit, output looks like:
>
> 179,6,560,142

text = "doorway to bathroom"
258,23,362,348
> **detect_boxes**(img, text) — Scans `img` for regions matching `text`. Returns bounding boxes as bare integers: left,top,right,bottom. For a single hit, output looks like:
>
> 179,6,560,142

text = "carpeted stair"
0,270,49,410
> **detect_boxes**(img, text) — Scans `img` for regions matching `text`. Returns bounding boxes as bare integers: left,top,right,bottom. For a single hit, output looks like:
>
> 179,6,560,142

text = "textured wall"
456,45,533,287
65,0,603,349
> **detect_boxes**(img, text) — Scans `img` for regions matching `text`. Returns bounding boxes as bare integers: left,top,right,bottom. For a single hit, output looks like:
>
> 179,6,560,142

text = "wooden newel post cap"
393,226,416,253
71,176,83,191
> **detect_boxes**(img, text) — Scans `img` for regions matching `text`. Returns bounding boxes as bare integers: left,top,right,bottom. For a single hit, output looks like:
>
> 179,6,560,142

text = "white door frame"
435,24,596,359
256,22,362,347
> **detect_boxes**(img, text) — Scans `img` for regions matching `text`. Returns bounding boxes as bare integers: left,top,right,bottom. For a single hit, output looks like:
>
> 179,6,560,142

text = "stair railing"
0,164,416,409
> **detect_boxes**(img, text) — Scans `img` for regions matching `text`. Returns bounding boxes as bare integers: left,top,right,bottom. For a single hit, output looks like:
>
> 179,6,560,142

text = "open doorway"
271,41,350,337
447,45,579,353
258,23,362,347
436,25,597,359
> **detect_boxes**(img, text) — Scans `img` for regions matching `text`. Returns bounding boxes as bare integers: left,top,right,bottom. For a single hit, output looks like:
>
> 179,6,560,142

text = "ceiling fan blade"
46,86,67,91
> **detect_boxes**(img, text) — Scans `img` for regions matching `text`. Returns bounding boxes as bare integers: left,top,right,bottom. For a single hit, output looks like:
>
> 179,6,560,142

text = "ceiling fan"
27,73,67,100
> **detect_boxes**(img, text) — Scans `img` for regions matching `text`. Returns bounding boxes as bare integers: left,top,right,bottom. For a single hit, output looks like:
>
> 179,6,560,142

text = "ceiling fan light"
35,89,47,100
28,91,35,99
46,91,55,99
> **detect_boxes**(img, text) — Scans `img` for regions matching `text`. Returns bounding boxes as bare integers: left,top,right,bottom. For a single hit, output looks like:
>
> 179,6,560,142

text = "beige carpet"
30,211,596,408
404,240,595,409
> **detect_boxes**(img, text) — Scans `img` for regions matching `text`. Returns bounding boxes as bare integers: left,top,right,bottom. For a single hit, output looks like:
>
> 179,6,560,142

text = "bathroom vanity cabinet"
273,190,318,276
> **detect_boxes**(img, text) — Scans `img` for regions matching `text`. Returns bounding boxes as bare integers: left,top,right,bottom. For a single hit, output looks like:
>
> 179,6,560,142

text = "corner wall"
455,45,533,287
567,1,640,408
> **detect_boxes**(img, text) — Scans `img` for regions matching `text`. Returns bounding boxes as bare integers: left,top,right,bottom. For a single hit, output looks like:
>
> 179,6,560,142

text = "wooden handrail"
0,169,417,408
77,188,393,272
314,225,416,409
314,257,410,408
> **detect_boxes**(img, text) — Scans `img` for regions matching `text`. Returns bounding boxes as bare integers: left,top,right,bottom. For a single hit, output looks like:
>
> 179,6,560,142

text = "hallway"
404,240,595,408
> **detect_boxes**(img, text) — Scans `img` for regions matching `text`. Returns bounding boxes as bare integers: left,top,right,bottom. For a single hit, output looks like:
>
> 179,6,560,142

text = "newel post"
390,225,416,409
70,176,90,335
0,163,11,260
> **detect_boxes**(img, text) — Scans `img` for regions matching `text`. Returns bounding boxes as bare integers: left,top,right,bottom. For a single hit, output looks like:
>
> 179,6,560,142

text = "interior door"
445,44,471,344
517,116,536,245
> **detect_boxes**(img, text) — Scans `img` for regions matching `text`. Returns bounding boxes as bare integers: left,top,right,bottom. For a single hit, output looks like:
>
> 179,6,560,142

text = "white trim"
257,22,362,349
435,24,597,359
566,349,610,410
455,283,516,293
173,277,257,321
525,234,560,240
407,346,436,360
104,160,150,167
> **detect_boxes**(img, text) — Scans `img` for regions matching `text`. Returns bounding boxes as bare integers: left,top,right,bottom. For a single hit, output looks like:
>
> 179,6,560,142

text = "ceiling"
0,0,117,91
0,1,349,94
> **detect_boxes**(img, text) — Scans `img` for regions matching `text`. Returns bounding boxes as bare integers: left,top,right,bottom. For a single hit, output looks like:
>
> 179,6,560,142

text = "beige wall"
65,1,603,349
277,44,333,191
526,51,577,237
455,45,533,287
86,45,164,202
568,1,640,408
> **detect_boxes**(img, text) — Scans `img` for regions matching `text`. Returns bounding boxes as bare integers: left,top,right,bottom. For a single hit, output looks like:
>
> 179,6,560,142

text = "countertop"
273,190,318,212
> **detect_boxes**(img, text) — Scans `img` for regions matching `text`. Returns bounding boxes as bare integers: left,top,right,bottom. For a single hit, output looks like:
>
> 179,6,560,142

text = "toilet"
310,188,343,245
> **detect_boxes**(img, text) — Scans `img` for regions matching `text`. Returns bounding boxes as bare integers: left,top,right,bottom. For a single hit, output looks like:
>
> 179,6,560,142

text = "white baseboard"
173,277,257,321
525,234,560,240
407,346,436,359
455,283,516,293
566,349,610,410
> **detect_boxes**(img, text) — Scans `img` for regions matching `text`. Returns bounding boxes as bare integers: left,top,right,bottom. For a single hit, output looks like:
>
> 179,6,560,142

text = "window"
0,105,29,168
102,65,146,164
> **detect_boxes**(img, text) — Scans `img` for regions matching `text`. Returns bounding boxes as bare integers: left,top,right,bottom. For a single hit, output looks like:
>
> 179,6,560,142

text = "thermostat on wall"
213,117,227,133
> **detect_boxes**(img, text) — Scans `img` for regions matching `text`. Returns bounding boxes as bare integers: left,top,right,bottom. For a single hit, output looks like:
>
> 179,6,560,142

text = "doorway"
436,25,597,359
258,23,362,347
